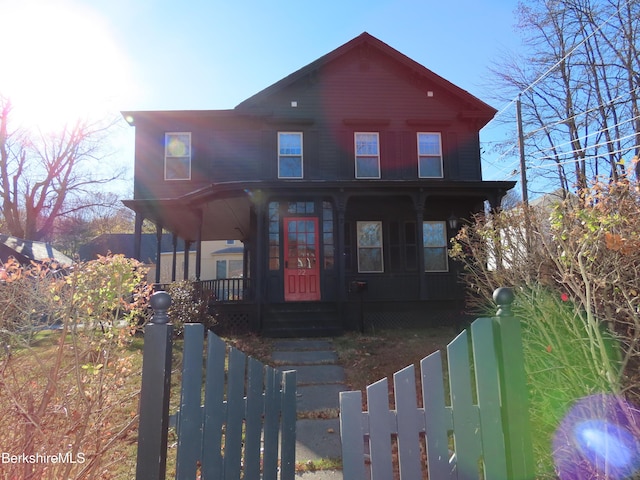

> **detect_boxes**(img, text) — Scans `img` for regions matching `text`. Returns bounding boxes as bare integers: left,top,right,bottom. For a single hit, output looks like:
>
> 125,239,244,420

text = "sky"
0,0,525,194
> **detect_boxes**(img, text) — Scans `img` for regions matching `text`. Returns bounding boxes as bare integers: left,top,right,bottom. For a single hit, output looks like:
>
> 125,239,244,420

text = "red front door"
284,217,320,301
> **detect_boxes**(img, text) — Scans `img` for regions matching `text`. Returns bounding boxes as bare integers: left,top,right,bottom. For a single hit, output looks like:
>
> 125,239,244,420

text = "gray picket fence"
339,287,535,479
136,291,297,480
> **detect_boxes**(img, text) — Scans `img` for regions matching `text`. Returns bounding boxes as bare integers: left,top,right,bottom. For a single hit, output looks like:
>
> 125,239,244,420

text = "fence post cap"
150,291,171,324
493,287,514,316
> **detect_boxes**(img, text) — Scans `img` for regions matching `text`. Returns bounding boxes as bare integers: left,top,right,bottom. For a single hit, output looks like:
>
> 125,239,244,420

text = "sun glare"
0,0,132,132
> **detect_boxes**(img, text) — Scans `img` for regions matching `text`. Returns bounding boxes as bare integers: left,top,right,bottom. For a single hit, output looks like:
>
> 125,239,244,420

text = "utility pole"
517,95,532,254
516,95,529,206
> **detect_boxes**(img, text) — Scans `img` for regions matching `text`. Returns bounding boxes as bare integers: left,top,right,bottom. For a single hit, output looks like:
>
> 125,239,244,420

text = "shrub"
165,280,215,337
0,258,66,348
450,180,640,477
451,181,640,400
514,287,621,477
0,254,150,478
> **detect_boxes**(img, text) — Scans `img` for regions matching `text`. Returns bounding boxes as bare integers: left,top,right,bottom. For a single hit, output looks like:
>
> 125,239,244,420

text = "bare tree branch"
0,96,122,241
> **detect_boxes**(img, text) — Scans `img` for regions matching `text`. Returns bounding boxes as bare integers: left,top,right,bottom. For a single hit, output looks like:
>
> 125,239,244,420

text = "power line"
529,141,640,170
524,86,640,139
482,0,634,128
479,0,637,186
532,113,640,156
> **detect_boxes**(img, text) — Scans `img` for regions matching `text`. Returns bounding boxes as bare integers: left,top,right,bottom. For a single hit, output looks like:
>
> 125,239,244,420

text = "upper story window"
164,132,191,180
354,132,380,178
417,132,443,178
278,132,303,178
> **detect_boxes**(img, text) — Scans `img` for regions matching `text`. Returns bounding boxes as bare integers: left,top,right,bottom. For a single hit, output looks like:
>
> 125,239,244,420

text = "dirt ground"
331,326,459,393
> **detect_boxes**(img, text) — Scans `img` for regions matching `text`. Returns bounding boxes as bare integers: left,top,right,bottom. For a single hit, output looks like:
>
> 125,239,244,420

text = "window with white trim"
357,221,383,272
423,221,448,272
417,132,443,178
278,132,303,178
354,132,380,178
164,132,191,180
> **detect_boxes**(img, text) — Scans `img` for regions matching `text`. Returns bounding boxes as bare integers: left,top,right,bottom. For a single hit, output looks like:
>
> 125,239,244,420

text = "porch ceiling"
199,196,252,241
123,178,515,242
122,195,252,242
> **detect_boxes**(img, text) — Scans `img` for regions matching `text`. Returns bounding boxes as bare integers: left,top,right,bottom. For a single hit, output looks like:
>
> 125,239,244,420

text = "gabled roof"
236,32,496,119
78,233,195,264
0,235,73,266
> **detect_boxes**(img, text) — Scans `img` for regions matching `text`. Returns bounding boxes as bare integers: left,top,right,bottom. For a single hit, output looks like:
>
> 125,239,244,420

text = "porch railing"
155,278,252,303
200,278,251,302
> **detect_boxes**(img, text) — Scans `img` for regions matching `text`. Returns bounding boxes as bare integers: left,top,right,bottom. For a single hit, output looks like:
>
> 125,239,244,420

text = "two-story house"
122,32,514,336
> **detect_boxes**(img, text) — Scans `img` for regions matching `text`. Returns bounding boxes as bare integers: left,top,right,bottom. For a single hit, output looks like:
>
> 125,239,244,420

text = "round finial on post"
149,291,172,324
493,287,514,317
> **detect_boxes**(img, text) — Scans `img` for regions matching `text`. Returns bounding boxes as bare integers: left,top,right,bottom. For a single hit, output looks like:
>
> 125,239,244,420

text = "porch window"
165,132,191,180
269,202,280,270
423,221,448,272
354,132,380,178
215,259,243,278
357,221,383,272
278,132,303,178
417,132,443,178
322,201,335,268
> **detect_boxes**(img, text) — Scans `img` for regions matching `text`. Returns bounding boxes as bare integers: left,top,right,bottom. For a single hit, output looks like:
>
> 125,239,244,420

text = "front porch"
171,277,470,336
129,180,510,336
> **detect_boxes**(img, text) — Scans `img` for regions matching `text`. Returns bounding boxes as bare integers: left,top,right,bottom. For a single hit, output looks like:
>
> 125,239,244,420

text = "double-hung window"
423,221,448,272
355,132,380,178
417,132,443,178
165,132,191,180
357,221,383,272
278,132,303,178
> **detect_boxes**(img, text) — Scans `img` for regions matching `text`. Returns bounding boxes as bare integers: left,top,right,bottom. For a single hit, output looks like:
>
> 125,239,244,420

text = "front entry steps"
261,303,343,337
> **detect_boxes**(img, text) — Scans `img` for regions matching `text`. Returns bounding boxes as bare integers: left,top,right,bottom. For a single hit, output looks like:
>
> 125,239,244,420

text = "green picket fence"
339,288,535,479
136,292,297,480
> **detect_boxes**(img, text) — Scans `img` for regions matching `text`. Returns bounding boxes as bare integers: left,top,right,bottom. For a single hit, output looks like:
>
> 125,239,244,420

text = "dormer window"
164,132,191,180
278,132,303,178
417,132,443,178
354,132,380,178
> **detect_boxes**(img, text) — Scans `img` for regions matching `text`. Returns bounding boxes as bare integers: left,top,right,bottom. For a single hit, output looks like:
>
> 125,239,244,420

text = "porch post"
195,212,202,282
253,193,266,332
171,233,178,282
336,195,348,329
155,223,163,285
415,193,426,300
183,240,191,280
336,196,347,303
242,241,250,280
134,214,144,261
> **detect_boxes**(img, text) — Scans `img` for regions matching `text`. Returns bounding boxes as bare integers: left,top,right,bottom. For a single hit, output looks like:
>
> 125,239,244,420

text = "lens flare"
554,394,640,479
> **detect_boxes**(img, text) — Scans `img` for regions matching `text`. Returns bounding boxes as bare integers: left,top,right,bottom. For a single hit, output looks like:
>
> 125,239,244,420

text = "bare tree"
53,195,136,257
0,97,123,241
489,0,640,197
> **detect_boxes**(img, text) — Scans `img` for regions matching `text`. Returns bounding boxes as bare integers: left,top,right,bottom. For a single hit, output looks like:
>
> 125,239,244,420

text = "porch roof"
122,179,515,242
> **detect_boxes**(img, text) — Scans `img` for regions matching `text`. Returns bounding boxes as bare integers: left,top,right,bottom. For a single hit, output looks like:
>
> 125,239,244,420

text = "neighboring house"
79,234,242,284
0,234,73,267
156,240,243,284
122,32,515,335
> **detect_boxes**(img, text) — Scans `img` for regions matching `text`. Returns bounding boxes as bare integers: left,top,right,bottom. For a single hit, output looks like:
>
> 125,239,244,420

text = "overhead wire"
531,113,640,156
479,0,637,182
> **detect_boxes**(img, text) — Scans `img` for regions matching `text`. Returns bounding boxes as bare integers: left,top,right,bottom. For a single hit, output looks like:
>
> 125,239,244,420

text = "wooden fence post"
136,291,174,480
492,287,535,479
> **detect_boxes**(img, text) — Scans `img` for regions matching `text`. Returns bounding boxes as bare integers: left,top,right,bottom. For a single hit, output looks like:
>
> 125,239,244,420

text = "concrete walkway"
273,339,346,480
